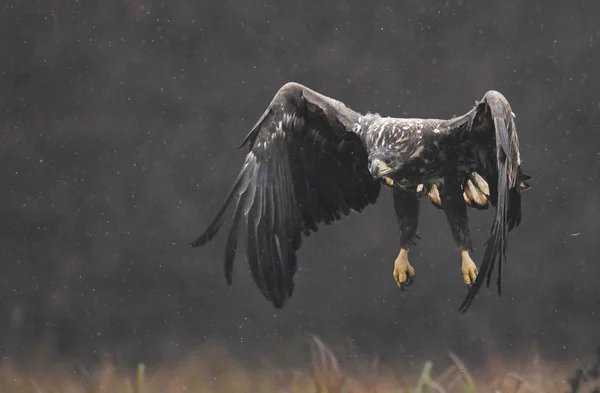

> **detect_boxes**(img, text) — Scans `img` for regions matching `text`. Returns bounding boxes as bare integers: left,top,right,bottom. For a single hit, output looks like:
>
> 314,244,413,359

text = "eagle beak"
370,159,391,178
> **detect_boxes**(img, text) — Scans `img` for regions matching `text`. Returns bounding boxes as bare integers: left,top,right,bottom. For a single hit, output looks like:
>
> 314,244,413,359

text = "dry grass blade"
428,380,449,393
413,361,448,393
136,363,146,393
448,352,477,393
446,371,467,393
122,364,147,393
309,335,346,393
435,365,459,386
415,361,433,393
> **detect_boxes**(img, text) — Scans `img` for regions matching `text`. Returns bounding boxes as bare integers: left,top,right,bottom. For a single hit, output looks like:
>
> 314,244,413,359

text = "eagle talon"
393,248,415,288
461,251,479,285
399,275,415,291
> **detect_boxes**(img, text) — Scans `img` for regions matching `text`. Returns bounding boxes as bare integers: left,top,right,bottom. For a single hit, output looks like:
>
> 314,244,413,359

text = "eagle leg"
440,174,479,286
392,187,420,289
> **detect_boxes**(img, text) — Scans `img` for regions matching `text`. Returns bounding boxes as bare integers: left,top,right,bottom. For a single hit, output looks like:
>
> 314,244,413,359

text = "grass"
0,337,597,393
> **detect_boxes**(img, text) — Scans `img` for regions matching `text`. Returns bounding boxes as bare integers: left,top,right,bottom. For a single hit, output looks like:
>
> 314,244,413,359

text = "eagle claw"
400,276,415,292
394,249,415,290
461,251,479,286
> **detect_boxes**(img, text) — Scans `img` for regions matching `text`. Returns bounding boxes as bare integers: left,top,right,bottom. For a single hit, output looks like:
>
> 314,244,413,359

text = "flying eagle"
191,82,531,313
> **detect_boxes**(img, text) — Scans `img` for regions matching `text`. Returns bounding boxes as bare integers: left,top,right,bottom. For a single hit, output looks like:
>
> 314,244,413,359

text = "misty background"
1,0,599,371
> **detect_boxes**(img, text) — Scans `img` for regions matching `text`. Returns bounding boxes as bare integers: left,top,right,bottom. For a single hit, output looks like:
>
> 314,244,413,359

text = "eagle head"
368,148,404,179
367,125,428,184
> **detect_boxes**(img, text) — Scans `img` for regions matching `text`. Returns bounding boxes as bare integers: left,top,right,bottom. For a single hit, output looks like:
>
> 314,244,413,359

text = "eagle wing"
191,82,381,308
441,90,531,313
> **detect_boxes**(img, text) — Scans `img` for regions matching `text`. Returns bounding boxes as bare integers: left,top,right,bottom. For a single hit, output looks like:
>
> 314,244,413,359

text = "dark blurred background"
1,0,599,371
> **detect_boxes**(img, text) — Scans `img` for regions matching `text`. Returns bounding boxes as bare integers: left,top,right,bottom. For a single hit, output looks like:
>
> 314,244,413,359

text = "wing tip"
188,213,227,249
458,280,482,314
272,299,286,309
189,233,212,248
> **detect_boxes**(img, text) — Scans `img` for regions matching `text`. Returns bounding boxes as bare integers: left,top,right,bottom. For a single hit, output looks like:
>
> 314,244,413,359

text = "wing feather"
223,159,255,284
191,82,380,308
454,90,531,313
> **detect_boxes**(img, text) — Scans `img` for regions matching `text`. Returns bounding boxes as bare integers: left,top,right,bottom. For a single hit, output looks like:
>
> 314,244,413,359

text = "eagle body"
355,115,447,189
191,82,531,313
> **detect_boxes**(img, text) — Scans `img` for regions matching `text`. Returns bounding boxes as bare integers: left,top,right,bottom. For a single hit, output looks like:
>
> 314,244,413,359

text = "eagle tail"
459,91,524,313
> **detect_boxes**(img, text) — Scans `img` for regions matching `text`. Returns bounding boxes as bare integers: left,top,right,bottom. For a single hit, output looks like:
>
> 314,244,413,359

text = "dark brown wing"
443,91,531,313
190,82,381,308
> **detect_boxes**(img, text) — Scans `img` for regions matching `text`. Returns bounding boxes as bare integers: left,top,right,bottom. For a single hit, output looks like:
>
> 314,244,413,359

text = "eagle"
191,82,531,313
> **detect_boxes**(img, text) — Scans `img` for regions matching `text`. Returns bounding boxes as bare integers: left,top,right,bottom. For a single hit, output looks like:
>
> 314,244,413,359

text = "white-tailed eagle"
191,82,531,313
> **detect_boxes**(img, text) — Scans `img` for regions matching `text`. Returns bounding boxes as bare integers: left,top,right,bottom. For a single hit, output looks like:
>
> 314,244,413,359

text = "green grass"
0,337,597,393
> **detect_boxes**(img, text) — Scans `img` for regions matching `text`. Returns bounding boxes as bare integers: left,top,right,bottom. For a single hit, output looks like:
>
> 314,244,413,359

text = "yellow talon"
394,248,415,287
460,250,479,285
383,176,394,187
428,184,442,207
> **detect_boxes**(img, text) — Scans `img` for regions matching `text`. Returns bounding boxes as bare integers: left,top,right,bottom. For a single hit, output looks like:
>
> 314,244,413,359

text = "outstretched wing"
442,90,531,313
191,82,381,308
